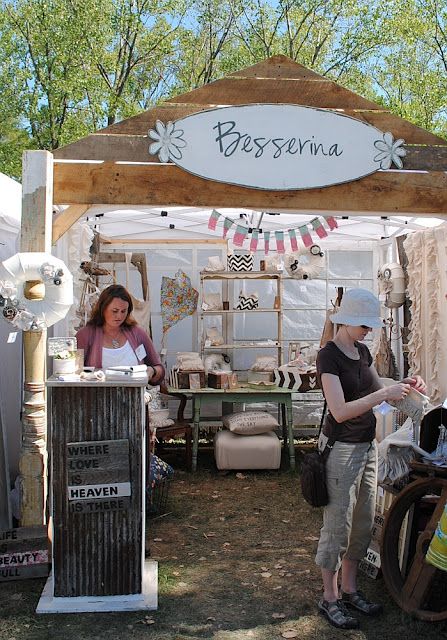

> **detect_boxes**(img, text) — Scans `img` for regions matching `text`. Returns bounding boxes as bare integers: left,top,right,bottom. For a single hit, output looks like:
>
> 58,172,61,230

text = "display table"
168,385,295,472
37,377,157,613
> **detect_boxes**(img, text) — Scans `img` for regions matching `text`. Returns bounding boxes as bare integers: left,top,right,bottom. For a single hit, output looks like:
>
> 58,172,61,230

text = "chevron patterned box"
227,254,254,272
273,368,320,392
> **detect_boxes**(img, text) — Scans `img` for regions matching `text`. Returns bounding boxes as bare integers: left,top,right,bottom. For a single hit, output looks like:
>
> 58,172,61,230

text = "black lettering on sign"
67,439,128,460
69,497,130,514
0,526,48,556
0,563,49,582
67,482,131,501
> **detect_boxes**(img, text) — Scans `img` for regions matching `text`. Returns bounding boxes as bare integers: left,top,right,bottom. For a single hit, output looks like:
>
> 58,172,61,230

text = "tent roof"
76,205,445,246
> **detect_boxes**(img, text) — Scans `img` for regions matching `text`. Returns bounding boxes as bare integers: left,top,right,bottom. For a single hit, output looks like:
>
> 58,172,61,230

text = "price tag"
7,332,17,343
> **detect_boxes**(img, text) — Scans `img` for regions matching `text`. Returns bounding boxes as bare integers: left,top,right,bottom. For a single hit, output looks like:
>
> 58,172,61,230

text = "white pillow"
222,411,279,435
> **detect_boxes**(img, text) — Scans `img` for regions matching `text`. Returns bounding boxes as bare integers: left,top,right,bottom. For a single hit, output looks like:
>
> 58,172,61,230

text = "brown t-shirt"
316,340,376,443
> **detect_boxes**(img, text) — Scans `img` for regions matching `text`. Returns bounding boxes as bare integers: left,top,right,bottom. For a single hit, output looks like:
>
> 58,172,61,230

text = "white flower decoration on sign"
148,120,186,163
374,132,406,169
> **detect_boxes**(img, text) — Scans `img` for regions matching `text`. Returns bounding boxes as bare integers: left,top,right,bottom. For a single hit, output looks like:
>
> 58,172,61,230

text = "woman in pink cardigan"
76,284,164,385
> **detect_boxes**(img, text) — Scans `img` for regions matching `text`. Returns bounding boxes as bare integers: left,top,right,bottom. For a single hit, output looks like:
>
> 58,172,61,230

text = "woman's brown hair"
88,284,137,327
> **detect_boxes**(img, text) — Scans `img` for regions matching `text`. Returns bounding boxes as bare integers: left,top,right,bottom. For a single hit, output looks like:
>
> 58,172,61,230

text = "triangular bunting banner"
299,225,313,248
275,231,285,254
288,228,298,252
264,231,270,255
311,217,328,239
324,216,338,231
250,228,259,253
208,209,220,230
222,217,234,238
233,224,248,247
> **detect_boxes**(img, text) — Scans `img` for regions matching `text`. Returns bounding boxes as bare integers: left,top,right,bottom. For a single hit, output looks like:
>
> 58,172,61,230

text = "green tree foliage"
0,0,446,179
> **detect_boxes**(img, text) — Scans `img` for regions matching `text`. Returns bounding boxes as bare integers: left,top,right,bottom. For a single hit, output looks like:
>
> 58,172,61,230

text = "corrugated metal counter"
39,377,156,612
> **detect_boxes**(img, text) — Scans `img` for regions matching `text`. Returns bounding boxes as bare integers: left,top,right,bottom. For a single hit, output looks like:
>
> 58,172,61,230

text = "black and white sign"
148,104,405,190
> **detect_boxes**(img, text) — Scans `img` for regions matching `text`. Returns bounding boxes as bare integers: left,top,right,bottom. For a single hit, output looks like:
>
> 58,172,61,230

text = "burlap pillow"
222,411,279,435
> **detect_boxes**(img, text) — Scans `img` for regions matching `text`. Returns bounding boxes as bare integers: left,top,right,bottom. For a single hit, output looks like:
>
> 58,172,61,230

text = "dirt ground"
1,446,446,640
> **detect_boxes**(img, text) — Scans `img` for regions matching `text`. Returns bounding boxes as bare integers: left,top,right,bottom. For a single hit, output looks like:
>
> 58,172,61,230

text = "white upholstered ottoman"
214,430,281,470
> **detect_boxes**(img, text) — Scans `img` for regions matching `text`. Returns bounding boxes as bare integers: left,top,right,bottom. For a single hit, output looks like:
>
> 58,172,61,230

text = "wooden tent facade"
19,55,447,526
51,55,447,244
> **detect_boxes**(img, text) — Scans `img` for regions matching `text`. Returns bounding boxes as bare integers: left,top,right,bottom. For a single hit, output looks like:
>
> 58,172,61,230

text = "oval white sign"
148,104,404,191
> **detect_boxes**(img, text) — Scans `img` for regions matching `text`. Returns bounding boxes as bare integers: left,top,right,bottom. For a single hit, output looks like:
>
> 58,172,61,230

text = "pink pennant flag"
288,229,298,252
275,231,285,254
208,209,220,230
264,231,270,255
250,228,259,253
324,216,338,231
233,224,248,247
311,217,328,239
222,217,234,238
299,225,313,248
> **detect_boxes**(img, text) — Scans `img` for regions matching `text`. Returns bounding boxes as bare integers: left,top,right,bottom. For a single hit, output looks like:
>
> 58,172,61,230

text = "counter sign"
67,439,131,513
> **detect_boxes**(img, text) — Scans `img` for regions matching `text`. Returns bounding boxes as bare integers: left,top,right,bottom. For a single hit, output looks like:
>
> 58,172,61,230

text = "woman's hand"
401,375,427,395
147,365,156,382
385,382,411,402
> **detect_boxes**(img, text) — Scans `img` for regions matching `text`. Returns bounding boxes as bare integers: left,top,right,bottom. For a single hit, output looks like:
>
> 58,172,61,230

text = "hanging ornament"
288,229,298,252
275,231,285,254
299,225,313,248
264,231,270,255
324,216,338,231
250,228,259,253
311,217,328,239
208,209,220,230
222,217,234,239
233,224,248,247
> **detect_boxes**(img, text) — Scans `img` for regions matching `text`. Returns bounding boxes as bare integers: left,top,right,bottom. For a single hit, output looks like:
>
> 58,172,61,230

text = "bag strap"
317,399,336,456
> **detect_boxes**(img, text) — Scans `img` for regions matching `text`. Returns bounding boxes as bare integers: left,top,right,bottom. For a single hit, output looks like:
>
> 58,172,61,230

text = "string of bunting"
207,210,338,254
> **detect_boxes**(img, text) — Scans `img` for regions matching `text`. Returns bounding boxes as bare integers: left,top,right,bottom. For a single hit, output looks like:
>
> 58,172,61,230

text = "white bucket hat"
330,288,383,328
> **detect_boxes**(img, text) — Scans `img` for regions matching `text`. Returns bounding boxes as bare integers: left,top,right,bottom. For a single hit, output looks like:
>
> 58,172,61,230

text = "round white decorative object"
53,358,76,375
0,252,73,331
378,262,405,308
284,245,325,279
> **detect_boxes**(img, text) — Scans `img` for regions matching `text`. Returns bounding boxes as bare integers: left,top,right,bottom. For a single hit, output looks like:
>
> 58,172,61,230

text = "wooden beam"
53,133,447,168
20,150,54,527
52,204,89,244
54,105,446,151
167,77,382,110
21,151,53,253
53,161,447,215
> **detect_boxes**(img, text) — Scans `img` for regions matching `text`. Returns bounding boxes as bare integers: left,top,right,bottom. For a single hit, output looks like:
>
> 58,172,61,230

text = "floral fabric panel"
160,269,198,335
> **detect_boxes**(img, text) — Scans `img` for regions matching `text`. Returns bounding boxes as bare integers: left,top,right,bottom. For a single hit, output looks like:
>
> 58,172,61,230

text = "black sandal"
341,590,383,615
317,598,359,629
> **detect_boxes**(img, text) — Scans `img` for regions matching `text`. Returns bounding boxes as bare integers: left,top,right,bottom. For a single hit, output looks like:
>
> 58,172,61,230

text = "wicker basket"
147,477,171,516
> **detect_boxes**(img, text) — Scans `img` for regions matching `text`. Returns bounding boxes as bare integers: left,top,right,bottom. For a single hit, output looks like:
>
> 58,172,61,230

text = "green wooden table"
168,385,295,472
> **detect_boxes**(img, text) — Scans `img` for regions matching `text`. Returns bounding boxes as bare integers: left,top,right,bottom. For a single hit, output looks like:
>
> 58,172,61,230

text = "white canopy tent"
0,172,22,525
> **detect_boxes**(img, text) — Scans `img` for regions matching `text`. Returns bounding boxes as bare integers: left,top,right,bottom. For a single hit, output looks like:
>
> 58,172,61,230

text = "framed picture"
189,373,202,390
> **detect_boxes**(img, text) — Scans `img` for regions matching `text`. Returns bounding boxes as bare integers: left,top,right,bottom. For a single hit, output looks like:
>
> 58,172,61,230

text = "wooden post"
19,151,53,526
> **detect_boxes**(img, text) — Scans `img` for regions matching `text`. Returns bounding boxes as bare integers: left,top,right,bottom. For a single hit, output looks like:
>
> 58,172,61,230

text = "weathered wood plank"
20,150,54,528
52,204,89,244
166,78,389,110
21,151,53,254
0,563,49,582
53,161,447,215
226,55,324,79
53,132,447,166
0,524,49,581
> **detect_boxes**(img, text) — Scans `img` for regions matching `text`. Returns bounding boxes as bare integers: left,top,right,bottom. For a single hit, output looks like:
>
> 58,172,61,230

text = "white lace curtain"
404,224,447,405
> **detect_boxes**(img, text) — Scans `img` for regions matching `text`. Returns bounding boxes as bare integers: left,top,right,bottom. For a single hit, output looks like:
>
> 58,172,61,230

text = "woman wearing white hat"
315,288,426,629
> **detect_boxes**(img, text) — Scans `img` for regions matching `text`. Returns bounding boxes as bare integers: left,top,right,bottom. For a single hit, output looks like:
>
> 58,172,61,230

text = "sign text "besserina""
213,121,344,159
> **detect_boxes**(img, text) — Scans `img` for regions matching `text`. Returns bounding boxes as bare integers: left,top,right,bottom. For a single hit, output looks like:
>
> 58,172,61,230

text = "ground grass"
0,447,446,639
